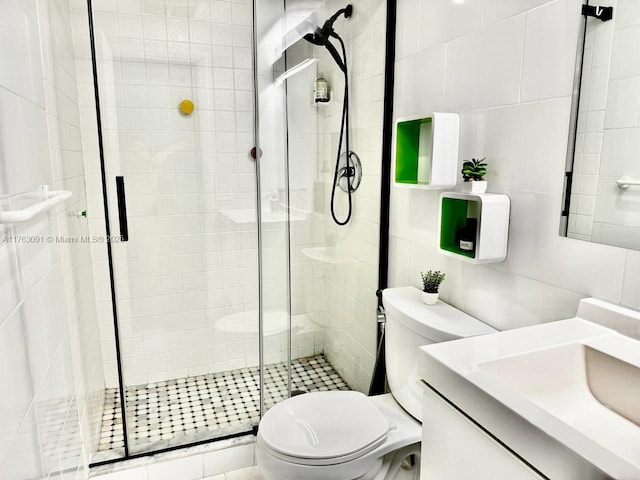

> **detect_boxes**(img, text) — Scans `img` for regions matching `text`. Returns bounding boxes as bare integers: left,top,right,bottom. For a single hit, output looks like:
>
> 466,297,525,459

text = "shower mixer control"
337,151,362,193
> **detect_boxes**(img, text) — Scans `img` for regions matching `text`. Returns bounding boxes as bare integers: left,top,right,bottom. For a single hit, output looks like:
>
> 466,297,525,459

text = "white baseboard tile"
203,443,255,477
147,456,203,480
225,466,263,480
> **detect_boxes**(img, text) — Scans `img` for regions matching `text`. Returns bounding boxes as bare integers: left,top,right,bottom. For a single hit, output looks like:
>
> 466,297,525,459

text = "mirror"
562,0,640,250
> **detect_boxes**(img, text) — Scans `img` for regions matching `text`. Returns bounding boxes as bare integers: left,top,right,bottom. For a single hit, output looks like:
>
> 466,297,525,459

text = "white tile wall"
0,0,104,478
445,15,524,112
521,0,580,102
391,0,640,332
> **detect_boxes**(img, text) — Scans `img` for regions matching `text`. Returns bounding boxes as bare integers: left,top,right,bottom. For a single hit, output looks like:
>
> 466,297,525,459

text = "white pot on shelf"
422,291,439,305
460,180,487,194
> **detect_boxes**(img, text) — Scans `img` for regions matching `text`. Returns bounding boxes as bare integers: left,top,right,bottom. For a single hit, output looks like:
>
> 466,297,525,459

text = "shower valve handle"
338,166,356,179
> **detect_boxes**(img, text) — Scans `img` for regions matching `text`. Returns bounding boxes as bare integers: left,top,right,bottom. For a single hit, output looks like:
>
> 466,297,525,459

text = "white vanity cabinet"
420,384,544,480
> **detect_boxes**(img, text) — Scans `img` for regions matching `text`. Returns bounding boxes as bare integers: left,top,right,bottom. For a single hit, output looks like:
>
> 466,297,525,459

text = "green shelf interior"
440,197,477,259
395,117,432,184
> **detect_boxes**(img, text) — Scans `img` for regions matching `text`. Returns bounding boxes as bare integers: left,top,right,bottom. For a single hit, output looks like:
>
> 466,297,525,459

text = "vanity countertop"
419,316,640,479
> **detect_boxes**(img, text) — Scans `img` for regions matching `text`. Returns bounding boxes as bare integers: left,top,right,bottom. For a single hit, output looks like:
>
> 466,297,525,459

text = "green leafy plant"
461,157,488,182
421,270,445,294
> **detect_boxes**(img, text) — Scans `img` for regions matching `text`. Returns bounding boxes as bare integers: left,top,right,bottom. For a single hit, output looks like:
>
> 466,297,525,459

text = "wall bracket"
581,5,613,22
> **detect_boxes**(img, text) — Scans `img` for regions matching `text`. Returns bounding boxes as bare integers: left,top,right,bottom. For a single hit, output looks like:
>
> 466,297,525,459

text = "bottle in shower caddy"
314,73,330,103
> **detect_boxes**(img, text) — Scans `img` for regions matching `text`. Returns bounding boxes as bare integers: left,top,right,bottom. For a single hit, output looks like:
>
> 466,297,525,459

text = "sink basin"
476,340,640,451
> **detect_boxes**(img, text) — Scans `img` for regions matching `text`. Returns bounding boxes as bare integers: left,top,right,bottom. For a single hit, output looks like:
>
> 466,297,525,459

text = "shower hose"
330,33,354,226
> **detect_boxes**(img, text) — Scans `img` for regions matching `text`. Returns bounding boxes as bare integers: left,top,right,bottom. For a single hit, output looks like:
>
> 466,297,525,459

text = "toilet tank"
382,287,496,421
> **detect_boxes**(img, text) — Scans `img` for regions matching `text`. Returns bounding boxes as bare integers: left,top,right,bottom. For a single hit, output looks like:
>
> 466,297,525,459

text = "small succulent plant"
421,270,445,294
461,157,488,182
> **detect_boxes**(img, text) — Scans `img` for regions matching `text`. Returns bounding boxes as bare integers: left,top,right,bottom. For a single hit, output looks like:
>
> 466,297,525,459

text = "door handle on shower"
115,176,129,242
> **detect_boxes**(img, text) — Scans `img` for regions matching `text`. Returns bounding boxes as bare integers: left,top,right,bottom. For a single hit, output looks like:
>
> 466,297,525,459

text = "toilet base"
257,442,421,480
365,444,420,480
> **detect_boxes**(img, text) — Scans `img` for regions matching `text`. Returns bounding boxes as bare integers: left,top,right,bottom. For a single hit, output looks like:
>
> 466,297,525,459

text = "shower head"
303,5,352,72
303,4,352,46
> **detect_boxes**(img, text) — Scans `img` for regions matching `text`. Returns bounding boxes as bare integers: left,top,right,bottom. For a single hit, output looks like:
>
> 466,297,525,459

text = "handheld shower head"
303,5,352,72
303,4,352,46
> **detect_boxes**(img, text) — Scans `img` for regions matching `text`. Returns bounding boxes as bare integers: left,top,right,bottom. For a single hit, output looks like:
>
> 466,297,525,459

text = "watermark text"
1,235,124,244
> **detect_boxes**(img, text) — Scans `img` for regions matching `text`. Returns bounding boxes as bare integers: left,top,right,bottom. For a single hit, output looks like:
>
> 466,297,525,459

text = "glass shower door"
89,0,263,456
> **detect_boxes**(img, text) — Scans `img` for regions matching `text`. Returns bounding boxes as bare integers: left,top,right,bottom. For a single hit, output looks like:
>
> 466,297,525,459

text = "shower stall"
76,0,387,464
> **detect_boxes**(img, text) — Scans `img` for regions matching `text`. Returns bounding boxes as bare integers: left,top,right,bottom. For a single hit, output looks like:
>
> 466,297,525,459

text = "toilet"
256,286,496,480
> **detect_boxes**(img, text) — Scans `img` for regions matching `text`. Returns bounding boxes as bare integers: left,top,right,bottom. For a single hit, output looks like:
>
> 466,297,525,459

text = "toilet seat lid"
259,391,390,460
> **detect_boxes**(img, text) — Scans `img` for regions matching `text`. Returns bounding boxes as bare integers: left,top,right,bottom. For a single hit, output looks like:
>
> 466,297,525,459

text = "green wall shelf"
393,113,460,189
438,192,510,264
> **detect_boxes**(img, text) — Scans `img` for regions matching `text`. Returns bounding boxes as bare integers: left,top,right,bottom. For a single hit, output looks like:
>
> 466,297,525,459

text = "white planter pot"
460,180,487,194
422,291,439,305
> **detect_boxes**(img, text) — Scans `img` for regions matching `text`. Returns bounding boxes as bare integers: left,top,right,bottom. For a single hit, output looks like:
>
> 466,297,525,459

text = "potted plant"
420,270,445,305
461,157,488,193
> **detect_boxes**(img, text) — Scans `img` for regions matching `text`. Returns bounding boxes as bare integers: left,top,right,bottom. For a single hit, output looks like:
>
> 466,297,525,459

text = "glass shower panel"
284,0,387,394
282,37,327,376
254,0,295,413
90,0,260,455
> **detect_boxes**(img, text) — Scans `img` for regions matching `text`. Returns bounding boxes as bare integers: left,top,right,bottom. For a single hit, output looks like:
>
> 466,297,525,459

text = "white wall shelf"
438,192,510,264
393,112,460,189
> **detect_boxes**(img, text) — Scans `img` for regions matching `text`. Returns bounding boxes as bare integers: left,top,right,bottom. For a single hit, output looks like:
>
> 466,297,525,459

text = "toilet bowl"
257,392,420,480
256,287,496,479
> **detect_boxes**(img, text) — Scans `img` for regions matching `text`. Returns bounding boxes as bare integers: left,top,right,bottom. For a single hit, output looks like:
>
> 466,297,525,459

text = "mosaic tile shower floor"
97,355,349,456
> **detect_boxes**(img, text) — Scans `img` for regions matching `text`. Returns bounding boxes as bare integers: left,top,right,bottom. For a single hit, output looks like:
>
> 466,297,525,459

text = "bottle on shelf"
456,218,477,253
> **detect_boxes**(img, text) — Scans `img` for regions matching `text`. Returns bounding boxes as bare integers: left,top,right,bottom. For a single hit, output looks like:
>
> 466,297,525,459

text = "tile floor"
205,466,263,479
98,355,349,456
